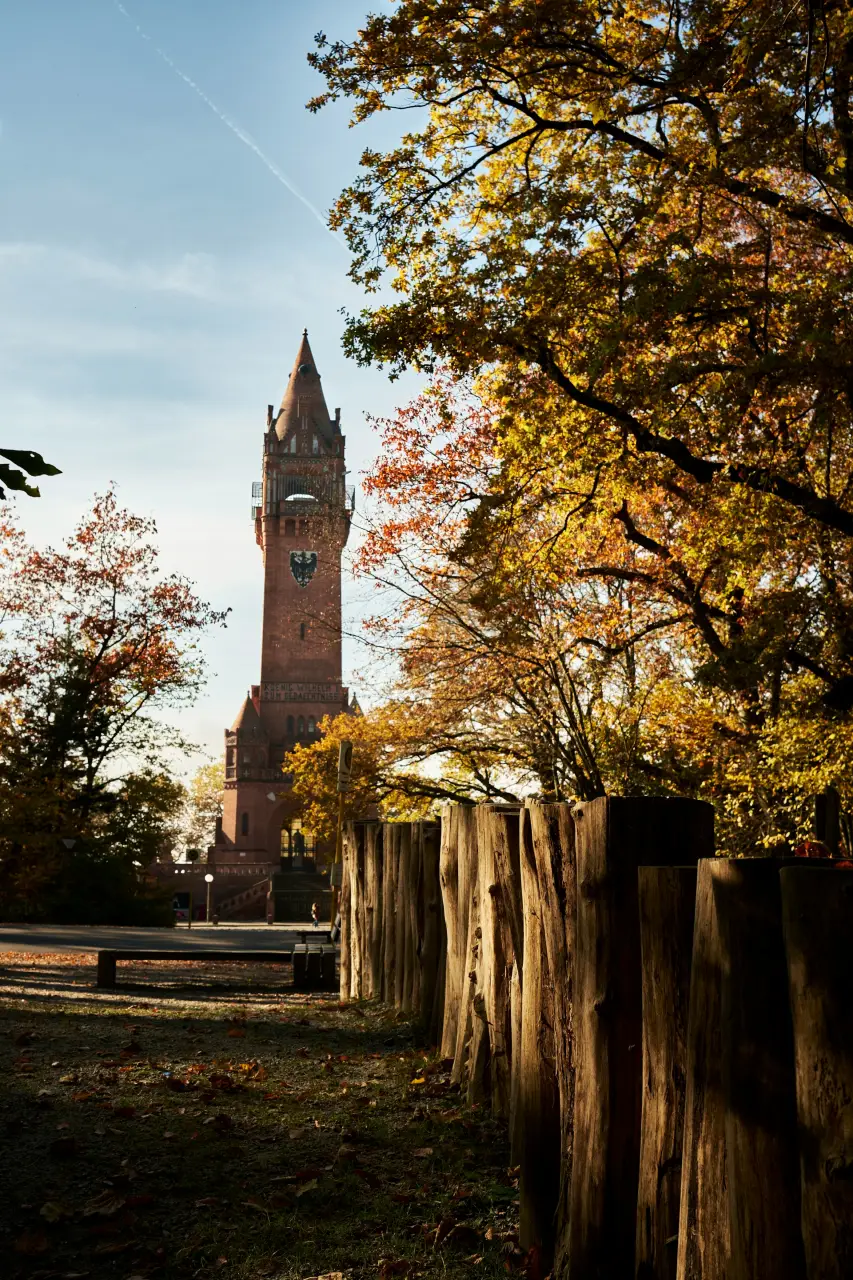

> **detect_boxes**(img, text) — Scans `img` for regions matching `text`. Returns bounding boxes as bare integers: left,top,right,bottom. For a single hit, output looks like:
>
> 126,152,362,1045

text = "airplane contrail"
113,1,345,248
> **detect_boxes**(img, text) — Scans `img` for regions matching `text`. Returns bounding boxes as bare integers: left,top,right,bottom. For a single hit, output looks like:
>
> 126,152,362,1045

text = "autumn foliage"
0,491,227,920
298,1,853,852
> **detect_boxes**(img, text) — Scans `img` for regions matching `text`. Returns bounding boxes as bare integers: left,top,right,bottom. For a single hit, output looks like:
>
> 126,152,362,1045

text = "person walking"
311,901,319,929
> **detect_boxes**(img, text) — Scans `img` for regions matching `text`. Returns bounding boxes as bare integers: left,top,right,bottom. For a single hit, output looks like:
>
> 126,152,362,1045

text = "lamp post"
204,873,214,923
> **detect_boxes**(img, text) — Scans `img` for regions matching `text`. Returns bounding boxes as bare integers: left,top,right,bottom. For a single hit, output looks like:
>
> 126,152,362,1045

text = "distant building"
211,332,355,871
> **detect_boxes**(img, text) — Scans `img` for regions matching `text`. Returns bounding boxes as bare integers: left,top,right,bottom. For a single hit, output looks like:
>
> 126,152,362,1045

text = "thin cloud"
112,1,345,250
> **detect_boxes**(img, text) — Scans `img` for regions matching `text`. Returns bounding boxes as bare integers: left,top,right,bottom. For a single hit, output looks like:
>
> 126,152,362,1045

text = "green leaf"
0,463,40,498
0,449,62,477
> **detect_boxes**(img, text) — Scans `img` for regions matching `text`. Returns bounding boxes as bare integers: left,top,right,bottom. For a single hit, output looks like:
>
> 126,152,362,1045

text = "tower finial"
303,327,308,337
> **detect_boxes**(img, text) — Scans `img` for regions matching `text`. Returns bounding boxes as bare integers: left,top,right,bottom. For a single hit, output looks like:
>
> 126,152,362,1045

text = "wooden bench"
96,948,337,992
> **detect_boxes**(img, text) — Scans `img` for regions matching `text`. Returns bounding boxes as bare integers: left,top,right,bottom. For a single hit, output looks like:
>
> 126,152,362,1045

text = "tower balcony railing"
225,766,295,784
251,478,356,517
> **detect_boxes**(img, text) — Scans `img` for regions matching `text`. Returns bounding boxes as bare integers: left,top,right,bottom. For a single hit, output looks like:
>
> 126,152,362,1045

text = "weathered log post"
381,822,399,1004
466,805,494,1103
339,821,354,1001
570,796,713,1280
676,856,728,1280
780,866,853,1280
408,822,425,1014
364,822,383,999
439,807,469,1058
517,806,561,1266
677,860,807,1280
527,802,576,1276
394,824,410,1010
636,866,697,1280
469,804,520,1115
452,805,480,1086
348,821,367,1000
420,821,445,1038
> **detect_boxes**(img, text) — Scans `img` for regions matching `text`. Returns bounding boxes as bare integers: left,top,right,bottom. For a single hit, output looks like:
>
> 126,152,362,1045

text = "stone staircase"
216,878,270,921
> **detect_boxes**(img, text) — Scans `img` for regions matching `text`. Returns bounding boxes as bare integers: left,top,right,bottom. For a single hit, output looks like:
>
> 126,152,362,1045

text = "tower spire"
274,331,339,443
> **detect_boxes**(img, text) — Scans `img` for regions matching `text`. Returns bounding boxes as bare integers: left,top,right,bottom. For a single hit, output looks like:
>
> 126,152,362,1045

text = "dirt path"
0,952,521,1280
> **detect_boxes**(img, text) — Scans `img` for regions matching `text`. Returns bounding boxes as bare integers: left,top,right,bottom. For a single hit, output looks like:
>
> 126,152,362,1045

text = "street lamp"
204,873,214,923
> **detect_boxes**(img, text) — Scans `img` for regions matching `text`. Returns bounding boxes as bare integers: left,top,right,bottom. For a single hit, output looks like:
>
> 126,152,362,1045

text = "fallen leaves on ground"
0,951,517,1280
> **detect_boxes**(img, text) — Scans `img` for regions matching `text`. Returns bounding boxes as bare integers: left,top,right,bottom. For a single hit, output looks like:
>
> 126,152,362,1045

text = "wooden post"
339,823,352,1001
348,822,366,1000
331,789,345,926
364,822,383,999
382,823,399,1004
570,796,713,1280
636,867,697,1280
452,806,480,1086
420,822,444,1038
96,951,117,989
677,857,729,1280
781,866,853,1279
720,861,805,1280
517,807,560,1265
408,822,424,1014
439,806,464,1057
527,802,576,1276
678,860,807,1280
392,824,408,1010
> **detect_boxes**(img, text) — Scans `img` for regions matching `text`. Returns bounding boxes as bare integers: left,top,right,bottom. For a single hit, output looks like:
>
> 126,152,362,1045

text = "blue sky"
1,1,416,770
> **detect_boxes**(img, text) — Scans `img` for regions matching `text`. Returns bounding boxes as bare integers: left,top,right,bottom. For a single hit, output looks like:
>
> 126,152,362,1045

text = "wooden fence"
340,799,853,1280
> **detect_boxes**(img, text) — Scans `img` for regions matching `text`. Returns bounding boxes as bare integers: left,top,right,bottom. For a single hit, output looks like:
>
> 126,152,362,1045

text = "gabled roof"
274,330,340,444
230,694,266,737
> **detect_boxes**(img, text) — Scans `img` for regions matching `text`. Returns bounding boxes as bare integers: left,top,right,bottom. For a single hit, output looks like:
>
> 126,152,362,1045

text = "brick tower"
213,332,354,868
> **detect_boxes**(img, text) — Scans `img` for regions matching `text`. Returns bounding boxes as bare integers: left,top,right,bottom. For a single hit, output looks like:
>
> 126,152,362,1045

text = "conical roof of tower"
230,694,266,737
274,330,340,443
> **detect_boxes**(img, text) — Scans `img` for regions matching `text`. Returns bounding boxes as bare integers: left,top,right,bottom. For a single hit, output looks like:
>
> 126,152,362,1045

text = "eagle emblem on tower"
290,550,318,588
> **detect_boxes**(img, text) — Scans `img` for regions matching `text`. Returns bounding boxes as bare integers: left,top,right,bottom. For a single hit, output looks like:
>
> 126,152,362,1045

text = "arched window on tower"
307,716,315,735
287,715,294,736
300,622,306,640
298,716,305,735
241,812,249,837
289,435,297,453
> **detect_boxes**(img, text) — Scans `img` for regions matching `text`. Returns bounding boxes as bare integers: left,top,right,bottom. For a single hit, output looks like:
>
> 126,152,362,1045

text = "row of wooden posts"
340,797,853,1280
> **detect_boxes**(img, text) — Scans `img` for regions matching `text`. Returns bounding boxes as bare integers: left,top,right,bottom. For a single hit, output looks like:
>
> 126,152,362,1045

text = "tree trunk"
780,866,853,1280
527,801,576,1278
636,866,697,1280
570,797,713,1280
517,806,561,1266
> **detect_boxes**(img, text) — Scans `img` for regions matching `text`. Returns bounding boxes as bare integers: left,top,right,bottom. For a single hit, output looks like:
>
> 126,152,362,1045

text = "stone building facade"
211,333,354,869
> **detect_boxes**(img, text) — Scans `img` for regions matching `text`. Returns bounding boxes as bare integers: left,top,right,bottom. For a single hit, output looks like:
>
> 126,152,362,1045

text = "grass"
0,953,522,1280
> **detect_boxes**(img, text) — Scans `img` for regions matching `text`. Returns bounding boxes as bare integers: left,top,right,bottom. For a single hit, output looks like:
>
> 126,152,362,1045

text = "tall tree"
181,759,225,858
353,374,853,853
0,491,228,919
313,0,853,523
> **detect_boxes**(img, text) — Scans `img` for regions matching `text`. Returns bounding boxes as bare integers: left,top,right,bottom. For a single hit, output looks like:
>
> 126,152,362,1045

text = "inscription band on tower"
261,681,342,702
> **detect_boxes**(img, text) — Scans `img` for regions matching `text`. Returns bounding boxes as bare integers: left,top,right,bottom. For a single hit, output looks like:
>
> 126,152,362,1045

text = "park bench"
96,948,337,992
